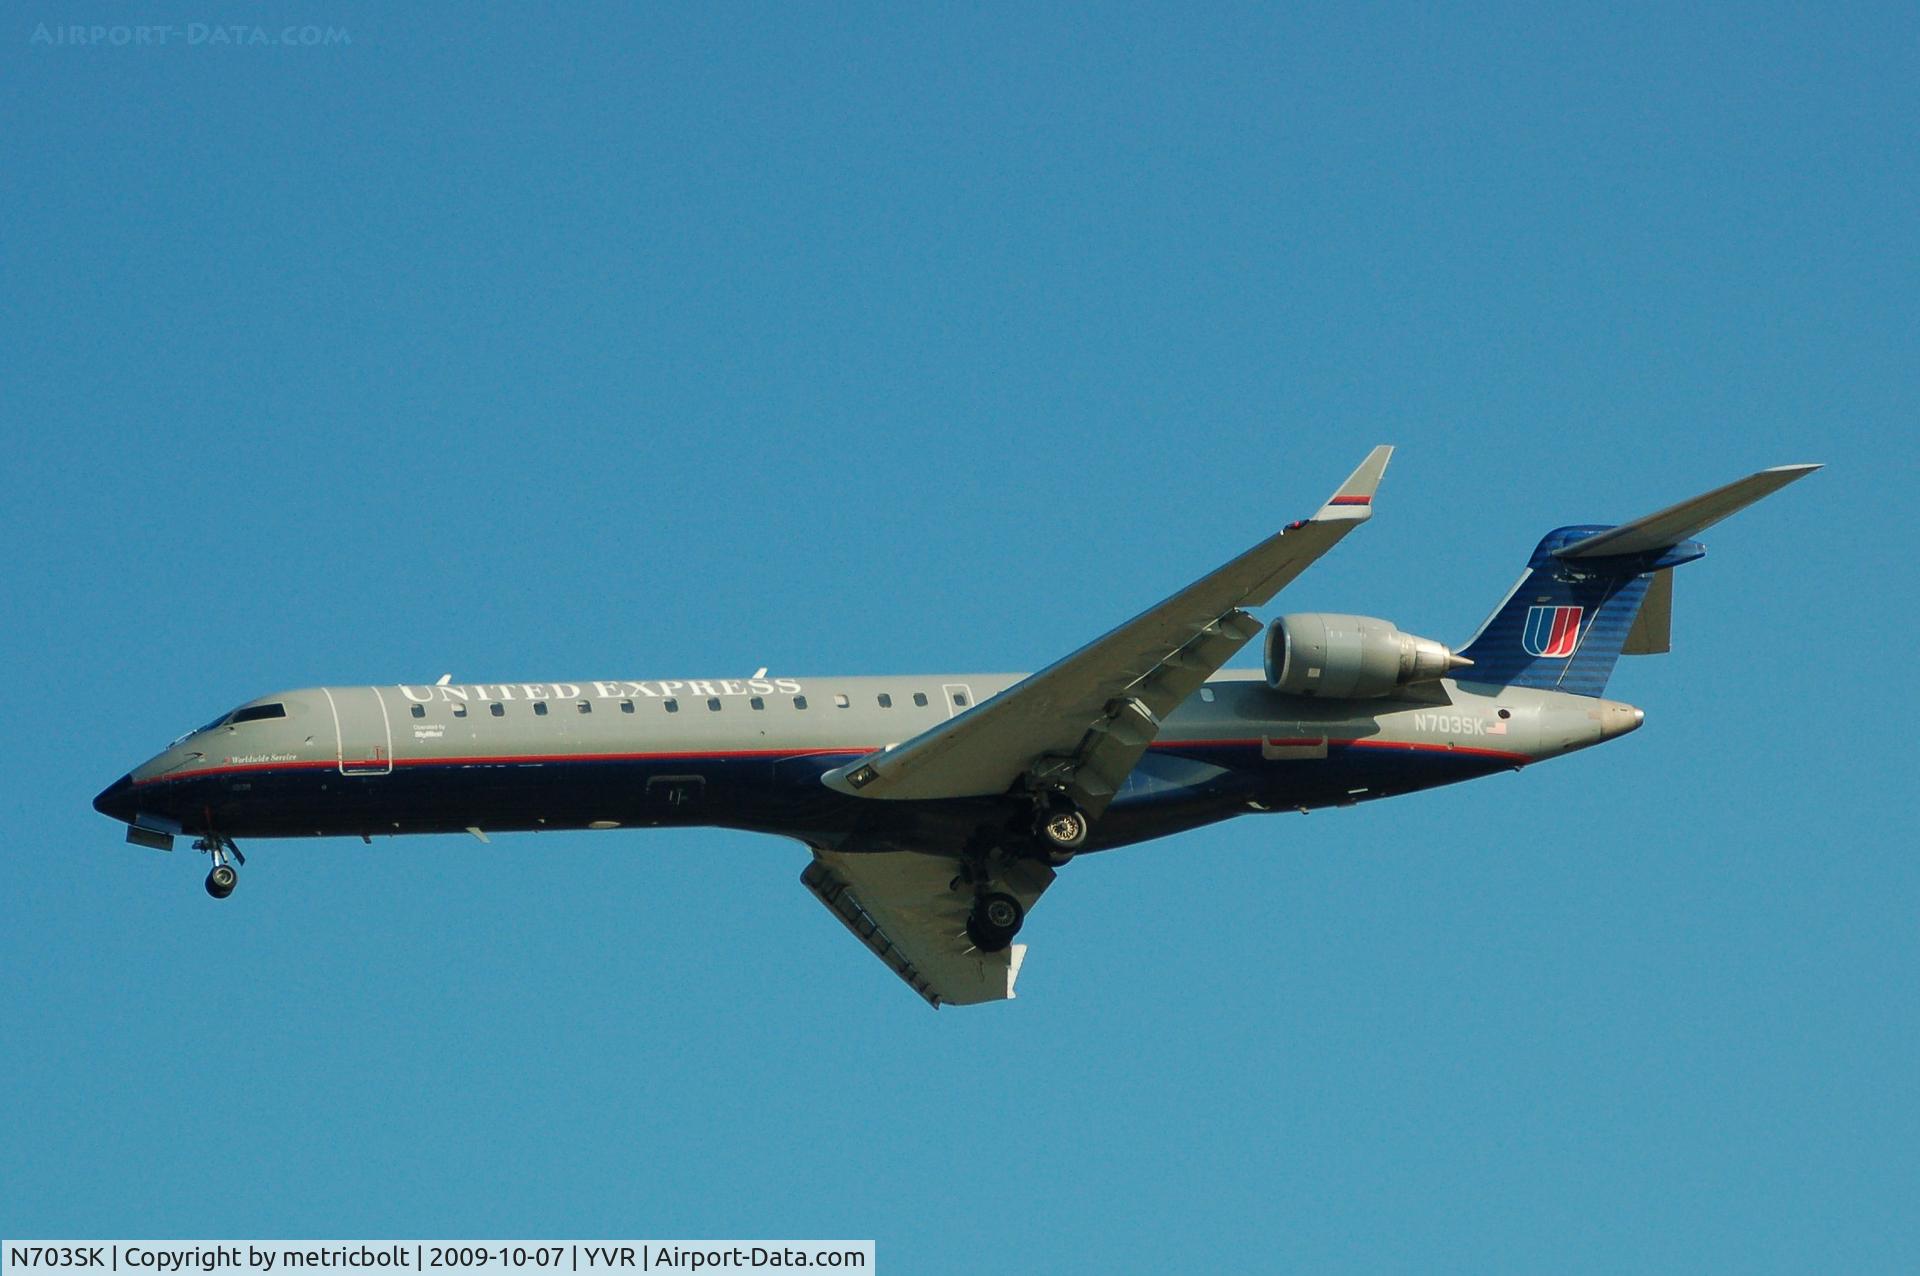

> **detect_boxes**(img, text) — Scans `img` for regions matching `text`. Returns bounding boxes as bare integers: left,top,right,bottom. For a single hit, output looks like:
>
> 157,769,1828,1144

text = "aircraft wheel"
967,891,1024,952
1038,804,1090,852
205,864,237,899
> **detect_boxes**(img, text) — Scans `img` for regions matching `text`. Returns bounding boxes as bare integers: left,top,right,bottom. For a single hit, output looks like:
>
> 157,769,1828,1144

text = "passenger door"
327,686,395,775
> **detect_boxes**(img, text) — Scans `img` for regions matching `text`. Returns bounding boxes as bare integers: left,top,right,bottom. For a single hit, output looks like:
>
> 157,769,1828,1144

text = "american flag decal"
1522,605,1583,657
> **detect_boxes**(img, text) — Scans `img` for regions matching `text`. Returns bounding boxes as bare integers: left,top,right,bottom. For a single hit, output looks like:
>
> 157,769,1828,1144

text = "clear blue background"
4,4,1915,1271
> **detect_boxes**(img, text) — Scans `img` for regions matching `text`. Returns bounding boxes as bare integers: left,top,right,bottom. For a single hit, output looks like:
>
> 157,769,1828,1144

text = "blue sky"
3,4,1915,1271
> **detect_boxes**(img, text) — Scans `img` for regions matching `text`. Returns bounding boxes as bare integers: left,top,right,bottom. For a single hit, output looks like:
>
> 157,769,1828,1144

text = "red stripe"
1346,738,1530,763
133,759,340,785
136,735,1529,788
1327,495,1371,506
1154,737,1269,748
134,747,874,787
1548,607,1580,657
389,747,870,767
1153,737,1529,763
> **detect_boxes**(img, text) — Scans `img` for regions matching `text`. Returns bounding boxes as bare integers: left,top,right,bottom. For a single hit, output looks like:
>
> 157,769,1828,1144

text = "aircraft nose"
93,773,136,823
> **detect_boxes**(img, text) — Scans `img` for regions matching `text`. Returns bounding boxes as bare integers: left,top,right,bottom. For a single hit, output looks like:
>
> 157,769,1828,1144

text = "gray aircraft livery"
94,449,1817,1006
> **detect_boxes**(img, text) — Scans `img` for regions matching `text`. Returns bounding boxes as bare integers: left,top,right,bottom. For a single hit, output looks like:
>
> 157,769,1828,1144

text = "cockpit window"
229,703,287,724
173,712,227,745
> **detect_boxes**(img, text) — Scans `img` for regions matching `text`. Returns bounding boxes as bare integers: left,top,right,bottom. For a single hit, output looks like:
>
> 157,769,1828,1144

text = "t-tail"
1457,463,1821,696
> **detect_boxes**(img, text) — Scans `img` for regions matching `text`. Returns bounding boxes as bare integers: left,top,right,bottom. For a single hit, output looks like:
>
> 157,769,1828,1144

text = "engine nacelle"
1264,613,1467,699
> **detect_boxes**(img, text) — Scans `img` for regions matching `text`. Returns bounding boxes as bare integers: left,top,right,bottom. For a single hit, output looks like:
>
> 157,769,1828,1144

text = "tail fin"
1457,464,1820,696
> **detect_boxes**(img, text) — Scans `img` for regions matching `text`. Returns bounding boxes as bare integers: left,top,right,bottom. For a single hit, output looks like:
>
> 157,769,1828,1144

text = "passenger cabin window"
665,699,679,713
835,693,850,708
577,700,591,714
707,698,722,711
953,692,969,706
620,700,634,713
533,702,549,717
1200,687,1216,702
794,695,808,710
878,693,892,708
490,703,505,717
452,703,468,718
230,703,287,724
750,697,765,711
411,705,426,719
913,692,928,707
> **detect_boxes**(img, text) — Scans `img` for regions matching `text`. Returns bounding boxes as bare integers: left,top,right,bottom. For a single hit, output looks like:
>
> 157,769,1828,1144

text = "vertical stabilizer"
1457,527,1667,695
1455,463,1817,696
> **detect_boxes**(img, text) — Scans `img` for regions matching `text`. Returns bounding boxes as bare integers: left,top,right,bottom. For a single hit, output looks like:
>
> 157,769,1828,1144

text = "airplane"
92,448,1818,1007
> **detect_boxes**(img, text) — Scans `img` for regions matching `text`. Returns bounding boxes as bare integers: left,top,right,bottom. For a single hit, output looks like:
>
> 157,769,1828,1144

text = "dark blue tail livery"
1457,526,1689,696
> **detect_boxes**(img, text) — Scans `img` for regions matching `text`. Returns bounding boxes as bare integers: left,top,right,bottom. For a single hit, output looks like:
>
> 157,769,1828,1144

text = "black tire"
967,891,1024,952
966,914,1010,952
205,864,237,899
1038,806,1089,851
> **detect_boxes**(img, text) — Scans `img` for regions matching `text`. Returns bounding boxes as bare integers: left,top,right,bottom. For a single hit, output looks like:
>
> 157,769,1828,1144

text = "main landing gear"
194,834,244,899
952,792,1090,952
952,841,1029,954
1034,794,1090,865
967,891,1025,953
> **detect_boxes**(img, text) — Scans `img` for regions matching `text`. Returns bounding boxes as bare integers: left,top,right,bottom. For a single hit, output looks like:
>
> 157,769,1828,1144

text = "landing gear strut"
967,891,1025,953
194,834,243,899
951,828,1035,952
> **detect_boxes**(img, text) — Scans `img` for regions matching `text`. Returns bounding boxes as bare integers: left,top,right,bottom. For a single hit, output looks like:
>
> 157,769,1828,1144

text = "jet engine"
1264,613,1469,699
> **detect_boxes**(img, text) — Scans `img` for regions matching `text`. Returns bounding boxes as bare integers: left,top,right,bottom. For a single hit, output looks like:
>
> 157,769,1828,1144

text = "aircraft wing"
821,446,1392,814
801,848,1055,1007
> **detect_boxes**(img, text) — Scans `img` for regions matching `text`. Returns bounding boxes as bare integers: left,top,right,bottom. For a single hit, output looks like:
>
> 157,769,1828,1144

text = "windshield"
169,712,227,746
168,701,284,745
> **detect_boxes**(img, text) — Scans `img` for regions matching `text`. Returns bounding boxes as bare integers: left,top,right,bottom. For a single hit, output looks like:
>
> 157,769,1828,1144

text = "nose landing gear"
194,834,244,899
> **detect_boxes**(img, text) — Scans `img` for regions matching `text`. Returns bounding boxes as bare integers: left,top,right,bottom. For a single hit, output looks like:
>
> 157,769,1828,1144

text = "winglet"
1555,462,1822,558
1312,445,1393,522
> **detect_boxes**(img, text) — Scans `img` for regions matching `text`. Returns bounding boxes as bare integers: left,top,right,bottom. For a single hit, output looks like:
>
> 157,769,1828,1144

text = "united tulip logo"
1522,605,1583,657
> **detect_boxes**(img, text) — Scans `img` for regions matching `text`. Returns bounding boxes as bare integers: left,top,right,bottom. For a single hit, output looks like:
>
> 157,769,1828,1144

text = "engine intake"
1264,613,1468,699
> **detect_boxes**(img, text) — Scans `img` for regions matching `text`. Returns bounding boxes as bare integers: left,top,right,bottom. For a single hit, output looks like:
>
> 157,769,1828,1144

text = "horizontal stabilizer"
1555,464,1821,559
1460,461,1817,694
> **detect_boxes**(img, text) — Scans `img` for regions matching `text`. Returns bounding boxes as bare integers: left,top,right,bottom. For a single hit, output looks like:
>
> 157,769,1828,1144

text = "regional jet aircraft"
93,449,1817,1006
